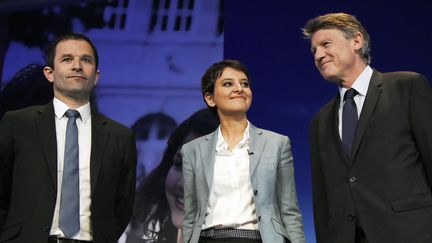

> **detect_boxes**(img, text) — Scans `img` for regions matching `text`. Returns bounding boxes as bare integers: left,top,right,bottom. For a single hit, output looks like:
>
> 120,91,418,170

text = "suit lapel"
89,111,109,193
199,130,218,192
35,102,58,188
328,96,352,167
351,70,383,160
249,124,265,177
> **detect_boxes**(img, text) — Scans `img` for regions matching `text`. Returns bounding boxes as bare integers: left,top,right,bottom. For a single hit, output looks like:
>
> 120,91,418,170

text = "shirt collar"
53,97,91,122
339,65,373,99
216,121,250,153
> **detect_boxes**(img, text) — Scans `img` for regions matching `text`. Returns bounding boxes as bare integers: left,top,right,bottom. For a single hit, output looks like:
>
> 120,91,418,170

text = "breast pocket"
256,155,278,181
392,193,432,212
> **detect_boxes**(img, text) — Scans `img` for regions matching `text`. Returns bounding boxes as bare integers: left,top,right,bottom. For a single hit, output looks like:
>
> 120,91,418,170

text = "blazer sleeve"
0,113,13,228
114,130,137,238
181,145,196,243
309,117,330,243
409,74,432,184
277,136,306,243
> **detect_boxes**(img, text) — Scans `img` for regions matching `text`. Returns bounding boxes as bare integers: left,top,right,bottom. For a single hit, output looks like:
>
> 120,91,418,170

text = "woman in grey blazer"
182,60,305,243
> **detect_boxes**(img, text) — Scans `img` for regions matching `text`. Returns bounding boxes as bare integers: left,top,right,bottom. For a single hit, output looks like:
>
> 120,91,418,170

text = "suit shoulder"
182,132,214,151
381,71,428,84
256,127,290,143
378,71,431,93
1,105,46,121
382,71,422,78
95,113,133,134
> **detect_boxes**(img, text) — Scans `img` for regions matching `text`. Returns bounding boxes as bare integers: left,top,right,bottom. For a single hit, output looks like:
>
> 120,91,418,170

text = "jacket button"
348,214,355,222
254,190,258,195
348,176,357,183
44,226,51,232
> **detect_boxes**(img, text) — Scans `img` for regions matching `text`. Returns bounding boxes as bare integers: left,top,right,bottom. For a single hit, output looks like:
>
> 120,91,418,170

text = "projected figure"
131,113,177,186
125,109,219,243
0,63,53,119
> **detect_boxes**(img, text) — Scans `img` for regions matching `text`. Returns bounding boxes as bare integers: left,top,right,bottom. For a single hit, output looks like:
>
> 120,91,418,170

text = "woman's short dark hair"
201,60,251,115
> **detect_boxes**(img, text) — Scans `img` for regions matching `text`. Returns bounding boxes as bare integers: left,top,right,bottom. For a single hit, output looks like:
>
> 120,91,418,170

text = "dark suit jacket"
0,102,137,243
310,70,432,243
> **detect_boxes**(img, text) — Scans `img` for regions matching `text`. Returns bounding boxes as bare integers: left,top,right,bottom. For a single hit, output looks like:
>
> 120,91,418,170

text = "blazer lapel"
249,124,265,177
351,70,383,160
35,102,58,188
329,95,352,167
89,111,109,193
199,130,218,192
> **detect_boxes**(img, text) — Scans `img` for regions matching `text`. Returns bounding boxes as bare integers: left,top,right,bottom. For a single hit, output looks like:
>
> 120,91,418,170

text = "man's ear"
353,32,364,51
94,69,101,85
204,92,216,107
43,66,54,83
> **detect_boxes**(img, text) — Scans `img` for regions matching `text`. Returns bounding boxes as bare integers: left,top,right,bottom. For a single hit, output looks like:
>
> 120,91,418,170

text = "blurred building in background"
1,0,223,176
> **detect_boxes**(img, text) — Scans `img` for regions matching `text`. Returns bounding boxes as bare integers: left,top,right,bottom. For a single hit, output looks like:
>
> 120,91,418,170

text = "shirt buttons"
349,176,357,183
254,190,258,196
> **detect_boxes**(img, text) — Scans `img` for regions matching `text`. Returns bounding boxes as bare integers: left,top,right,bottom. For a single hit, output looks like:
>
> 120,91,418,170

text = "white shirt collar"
216,121,250,153
339,65,373,98
53,97,91,122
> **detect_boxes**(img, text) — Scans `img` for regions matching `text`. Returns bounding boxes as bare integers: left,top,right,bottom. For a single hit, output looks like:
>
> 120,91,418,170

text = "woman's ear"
204,92,216,107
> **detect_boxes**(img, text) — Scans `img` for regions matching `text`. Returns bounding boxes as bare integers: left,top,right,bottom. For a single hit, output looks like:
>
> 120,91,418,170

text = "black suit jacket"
310,70,432,243
0,102,137,243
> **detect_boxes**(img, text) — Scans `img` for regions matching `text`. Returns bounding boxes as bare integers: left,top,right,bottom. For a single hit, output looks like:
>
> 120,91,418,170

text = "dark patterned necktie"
59,109,80,237
342,89,358,154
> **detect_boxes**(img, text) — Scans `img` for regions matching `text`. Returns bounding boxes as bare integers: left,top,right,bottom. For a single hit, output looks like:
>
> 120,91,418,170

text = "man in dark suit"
303,13,432,243
0,33,137,243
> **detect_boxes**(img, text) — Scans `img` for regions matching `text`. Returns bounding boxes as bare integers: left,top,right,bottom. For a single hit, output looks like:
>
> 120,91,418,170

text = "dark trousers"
199,237,262,243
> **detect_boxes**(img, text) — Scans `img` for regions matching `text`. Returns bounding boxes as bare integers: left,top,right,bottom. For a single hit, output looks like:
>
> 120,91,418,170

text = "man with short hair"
0,33,137,243
304,13,432,243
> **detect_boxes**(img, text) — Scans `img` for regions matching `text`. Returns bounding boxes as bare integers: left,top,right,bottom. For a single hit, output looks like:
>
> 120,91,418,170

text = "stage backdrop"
224,1,432,242
2,0,432,242
0,1,223,242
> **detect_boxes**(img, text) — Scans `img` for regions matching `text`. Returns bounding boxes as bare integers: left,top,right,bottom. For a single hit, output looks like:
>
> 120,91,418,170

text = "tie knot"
65,109,80,119
344,88,358,100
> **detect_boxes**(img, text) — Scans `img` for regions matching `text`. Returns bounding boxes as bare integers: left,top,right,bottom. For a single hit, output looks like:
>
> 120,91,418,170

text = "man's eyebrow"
81,54,94,59
59,54,73,58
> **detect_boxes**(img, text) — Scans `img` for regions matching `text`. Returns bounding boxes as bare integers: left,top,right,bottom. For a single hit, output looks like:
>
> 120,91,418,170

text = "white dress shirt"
338,65,373,138
203,122,258,230
50,97,93,240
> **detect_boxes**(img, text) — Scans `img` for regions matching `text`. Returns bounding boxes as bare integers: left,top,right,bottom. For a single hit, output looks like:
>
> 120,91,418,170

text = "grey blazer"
182,124,305,243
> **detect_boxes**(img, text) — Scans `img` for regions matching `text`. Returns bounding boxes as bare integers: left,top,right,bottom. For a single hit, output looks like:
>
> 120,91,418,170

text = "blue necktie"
342,89,358,154
59,109,80,237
